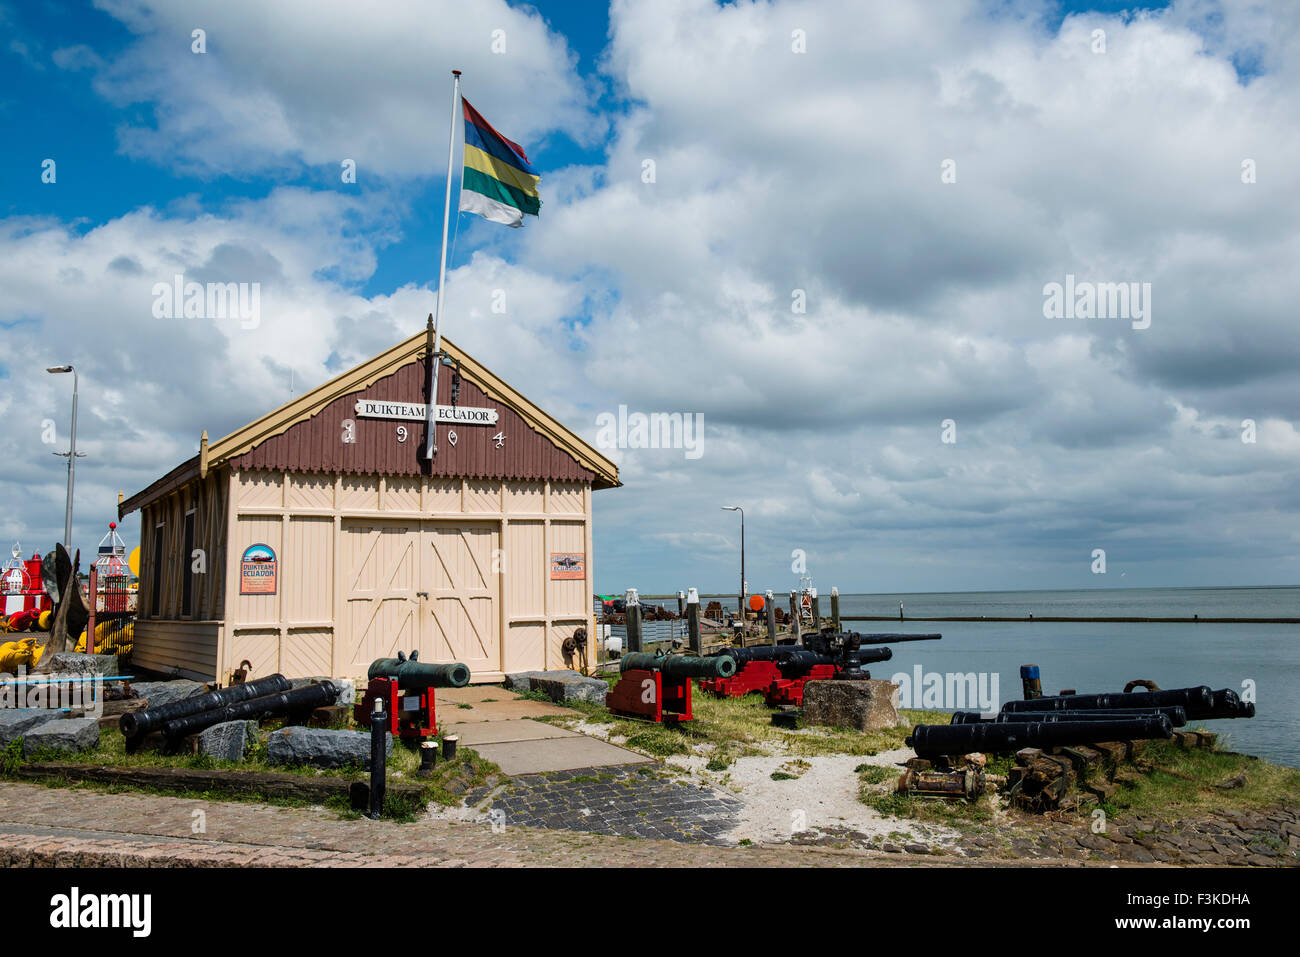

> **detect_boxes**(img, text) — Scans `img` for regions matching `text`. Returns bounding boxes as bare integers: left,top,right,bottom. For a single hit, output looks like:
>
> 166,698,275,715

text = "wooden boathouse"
118,329,619,684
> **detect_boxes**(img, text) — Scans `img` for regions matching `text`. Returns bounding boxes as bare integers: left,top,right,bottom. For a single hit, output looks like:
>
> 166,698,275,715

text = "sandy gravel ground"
563,717,962,849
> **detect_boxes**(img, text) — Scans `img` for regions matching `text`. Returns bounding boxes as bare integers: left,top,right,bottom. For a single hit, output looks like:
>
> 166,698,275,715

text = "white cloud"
7,0,1300,591
77,0,597,177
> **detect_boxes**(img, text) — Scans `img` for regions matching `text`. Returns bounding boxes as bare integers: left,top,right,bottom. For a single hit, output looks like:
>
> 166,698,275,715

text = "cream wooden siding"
214,470,593,684
131,470,228,680
132,621,221,681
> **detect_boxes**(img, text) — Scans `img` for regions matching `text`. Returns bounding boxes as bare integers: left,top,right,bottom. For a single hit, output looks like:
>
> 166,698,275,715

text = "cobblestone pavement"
0,781,909,867
791,805,1300,867
2,780,1291,868
465,765,744,845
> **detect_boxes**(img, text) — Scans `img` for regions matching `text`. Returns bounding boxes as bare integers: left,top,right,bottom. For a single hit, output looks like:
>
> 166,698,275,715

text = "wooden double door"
339,519,499,677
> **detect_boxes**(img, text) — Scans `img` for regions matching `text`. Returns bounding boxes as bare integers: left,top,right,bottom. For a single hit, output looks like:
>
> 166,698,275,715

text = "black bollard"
367,699,387,819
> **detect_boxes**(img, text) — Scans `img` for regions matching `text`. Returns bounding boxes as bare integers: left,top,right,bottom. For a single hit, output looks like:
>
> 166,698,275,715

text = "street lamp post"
47,365,80,549
721,505,744,621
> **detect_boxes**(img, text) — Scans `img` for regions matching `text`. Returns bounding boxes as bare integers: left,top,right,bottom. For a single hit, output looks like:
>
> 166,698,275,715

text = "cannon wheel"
1123,679,1161,693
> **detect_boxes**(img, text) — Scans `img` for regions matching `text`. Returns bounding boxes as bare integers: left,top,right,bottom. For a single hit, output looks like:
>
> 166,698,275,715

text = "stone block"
132,680,207,709
0,709,57,746
45,652,121,676
267,726,392,770
529,672,608,705
21,716,100,755
505,669,582,693
801,679,899,731
195,720,258,762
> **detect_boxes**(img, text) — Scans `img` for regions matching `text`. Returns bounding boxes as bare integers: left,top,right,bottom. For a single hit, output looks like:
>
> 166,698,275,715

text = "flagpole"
426,68,462,460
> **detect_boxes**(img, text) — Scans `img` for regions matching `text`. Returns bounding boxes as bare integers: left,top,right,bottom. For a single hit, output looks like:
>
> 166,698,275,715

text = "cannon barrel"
710,645,787,665
854,633,942,645
160,681,339,740
1000,686,1215,717
711,645,892,673
951,706,1187,727
775,647,892,674
120,674,293,738
621,652,736,679
1208,688,1255,718
907,716,1174,758
367,656,471,690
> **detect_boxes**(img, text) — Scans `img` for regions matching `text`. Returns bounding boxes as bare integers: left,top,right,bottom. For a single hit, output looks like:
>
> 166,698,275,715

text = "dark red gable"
229,355,595,483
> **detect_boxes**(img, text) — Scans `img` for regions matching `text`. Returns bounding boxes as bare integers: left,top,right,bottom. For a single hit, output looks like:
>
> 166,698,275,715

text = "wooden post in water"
810,588,820,632
625,588,642,654
830,586,841,633
686,588,701,655
765,589,777,644
789,590,801,644
677,590,686,617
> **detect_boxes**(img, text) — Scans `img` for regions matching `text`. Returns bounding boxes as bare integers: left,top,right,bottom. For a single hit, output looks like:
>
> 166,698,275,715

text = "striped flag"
459,98,541,228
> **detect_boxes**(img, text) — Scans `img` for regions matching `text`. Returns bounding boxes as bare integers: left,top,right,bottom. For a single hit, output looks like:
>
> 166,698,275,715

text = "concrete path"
434,686,651,775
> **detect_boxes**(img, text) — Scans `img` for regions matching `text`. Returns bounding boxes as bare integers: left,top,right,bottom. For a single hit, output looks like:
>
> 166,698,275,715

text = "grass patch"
855,764,895,786
1100,740,1300,818
862,787,994,826
414,746,501,810
4,724,501,822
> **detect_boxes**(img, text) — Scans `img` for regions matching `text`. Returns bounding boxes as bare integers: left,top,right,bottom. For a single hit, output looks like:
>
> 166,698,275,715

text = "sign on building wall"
354,398,499,425
239,543,278,595
550,553,585,580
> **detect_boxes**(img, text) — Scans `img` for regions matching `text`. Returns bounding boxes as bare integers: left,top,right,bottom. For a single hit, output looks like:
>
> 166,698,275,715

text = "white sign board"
354,399,499,426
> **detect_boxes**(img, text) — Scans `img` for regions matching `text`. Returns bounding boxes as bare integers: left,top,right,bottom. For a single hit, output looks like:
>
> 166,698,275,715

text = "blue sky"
2,0,1297,596
4,1,1185,299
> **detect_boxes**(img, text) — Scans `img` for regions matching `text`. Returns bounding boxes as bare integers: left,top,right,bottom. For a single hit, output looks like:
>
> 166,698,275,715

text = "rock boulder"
21,716,101,755
0,710,57,746
45,652,121,676
801,679,900,731
529,672,608,705
132,680,207,709
196,720,259,762
267,726,391,770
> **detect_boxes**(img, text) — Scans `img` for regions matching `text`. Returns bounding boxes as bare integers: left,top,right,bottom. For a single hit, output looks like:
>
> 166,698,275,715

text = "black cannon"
778,646,892,674
620,651,736,679
709,645,788,666
608,653,734,722
367,650,470,689
357,650,473,743
907,715,1175,759
160,681,340,740
999,685,1252,720
120,673,293,739
951,706,1188,727
800,629,898,679
854,632,943,645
